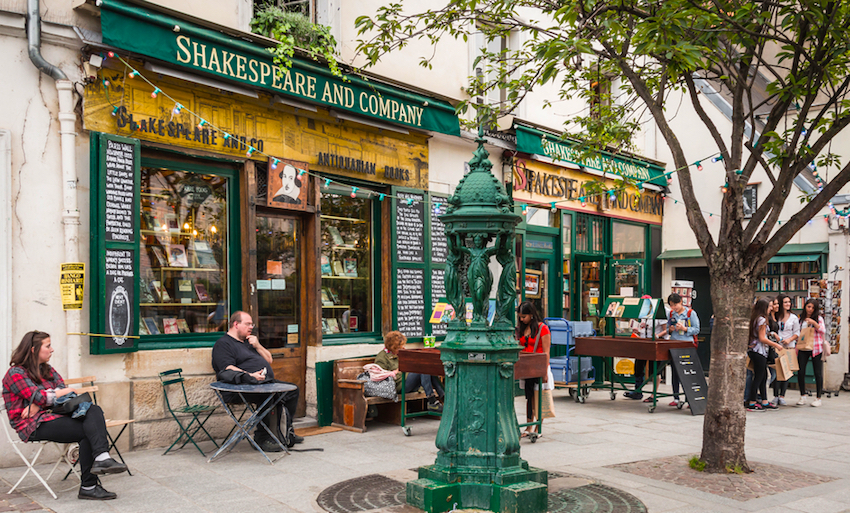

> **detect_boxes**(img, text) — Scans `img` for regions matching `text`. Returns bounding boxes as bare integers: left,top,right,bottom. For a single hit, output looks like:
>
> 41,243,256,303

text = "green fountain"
406,130,548,513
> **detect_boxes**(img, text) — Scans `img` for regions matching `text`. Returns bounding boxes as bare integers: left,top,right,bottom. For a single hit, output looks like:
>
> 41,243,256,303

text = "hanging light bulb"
434,202,441,214
128,70,137,79
107,51,115,58
222,133,230,140
173,103,183,114
198,120,207,129
521,204,528,216
711,155,724,163
111,106,119,117
210,225,217,233
550,202,557,213
324,178,331,188
160,224,168,232
696,161,703,171
151,87,160,98
298,169,306,177
272,159,279,169
193,229,198,236
351,187,359,198
246,146,254,157
183,222,190,230
720,183,728,194
378,193,385,201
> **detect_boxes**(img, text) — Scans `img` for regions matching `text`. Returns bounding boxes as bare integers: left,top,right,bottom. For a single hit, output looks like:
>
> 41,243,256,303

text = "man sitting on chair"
211,311,303,451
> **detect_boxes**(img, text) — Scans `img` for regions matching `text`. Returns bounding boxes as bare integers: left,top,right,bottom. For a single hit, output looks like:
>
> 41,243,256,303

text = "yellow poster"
60,263,85,310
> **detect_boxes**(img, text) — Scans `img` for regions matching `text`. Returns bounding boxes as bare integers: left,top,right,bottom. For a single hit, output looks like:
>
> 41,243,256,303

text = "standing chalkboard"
104,139,137,242
396,192,425,263
431,268,447,336
104,248,135,350
91,133,140,354
430,195,448,263
669,347,707,415
397,268,426,337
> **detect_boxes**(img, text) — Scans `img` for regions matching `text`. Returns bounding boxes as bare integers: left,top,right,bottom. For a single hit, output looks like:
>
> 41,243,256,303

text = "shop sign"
515,125,666,186
99,1,460,137
84,78,429,189
60,263,85,311
512,158,663,224
268,158,310,210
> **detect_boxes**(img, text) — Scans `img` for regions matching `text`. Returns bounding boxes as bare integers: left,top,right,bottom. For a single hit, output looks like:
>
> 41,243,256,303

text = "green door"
575,256,604,332
524,231,560,319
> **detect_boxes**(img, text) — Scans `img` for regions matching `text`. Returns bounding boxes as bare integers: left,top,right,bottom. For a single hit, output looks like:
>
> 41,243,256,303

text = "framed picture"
267,158,310,210
524,269,543,299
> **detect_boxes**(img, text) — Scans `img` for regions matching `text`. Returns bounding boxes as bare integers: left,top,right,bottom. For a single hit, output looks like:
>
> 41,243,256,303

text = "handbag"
798,326,815,351
357,371,397,401
51,392,93,416
533,388,556,419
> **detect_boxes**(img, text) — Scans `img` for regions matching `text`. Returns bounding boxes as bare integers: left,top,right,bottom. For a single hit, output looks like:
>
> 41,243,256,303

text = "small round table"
207,381,297,464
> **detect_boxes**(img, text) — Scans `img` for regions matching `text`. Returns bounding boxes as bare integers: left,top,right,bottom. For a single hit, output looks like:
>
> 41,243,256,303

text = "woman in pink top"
797,299,826,407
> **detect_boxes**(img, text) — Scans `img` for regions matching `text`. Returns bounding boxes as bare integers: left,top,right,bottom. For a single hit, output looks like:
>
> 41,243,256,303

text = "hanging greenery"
251,4,342,78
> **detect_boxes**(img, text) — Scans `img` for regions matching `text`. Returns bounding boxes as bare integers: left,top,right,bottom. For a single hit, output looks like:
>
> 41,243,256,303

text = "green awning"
768,254,821,263
515,125,667,186
657,249,703,260
657,243,827,261
99,0,461,136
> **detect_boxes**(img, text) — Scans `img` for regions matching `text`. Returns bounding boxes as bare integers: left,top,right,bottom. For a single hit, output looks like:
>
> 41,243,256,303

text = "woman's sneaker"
796,396,807,406
746,403,764,412
777,397,787,406
762,402,779,410
811,398,822,407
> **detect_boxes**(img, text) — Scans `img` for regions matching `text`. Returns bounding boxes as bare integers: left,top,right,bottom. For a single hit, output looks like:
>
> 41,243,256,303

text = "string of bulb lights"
96,51,839,222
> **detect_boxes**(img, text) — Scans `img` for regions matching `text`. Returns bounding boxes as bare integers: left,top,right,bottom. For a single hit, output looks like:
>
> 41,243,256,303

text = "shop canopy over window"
98,0,461,137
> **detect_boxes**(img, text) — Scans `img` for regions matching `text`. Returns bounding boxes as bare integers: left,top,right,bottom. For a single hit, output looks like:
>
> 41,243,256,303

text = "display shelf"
150,267,219,272
141,229,197,237
322,305,352,309
319,214,367,224
321,275,368,280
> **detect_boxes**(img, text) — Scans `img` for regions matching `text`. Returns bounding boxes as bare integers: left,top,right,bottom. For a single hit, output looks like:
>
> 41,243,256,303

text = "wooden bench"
331,357,428,433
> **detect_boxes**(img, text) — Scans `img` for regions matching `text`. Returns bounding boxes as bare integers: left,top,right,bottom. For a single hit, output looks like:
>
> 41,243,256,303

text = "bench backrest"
334,357,374,381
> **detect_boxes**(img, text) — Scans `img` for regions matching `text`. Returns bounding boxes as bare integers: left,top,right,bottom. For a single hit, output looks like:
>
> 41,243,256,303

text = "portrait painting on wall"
267,158,310,210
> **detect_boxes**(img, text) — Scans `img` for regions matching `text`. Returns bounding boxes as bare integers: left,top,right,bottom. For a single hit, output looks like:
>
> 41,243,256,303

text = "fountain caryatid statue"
406,131,548,513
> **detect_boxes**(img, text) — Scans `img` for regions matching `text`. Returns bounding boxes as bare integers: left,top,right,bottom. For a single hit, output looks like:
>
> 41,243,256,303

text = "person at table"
665,293,699,407
2,331,127,501
374,330,444,412
515,301,552,438
211,311,303,451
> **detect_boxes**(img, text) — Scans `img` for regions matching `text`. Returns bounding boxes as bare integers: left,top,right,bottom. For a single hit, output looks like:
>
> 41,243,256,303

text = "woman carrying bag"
515,302,553,438
746,300,784,412
797,299,827,407
2,331,128,500
772,294,800,406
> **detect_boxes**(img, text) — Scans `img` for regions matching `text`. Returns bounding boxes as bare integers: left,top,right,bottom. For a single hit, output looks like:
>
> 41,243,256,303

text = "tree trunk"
700,266,754,473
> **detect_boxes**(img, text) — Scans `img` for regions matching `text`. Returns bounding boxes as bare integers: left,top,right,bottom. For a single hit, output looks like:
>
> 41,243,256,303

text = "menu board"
669,347,707,415
431,268,447,336
396,192,425,263
104,248,135,351
430,195,449,263
104,139,137,242
397,267,425,338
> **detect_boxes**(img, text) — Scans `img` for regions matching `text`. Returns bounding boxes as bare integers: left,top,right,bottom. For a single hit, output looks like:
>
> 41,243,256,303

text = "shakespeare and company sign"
512,158,663,224
98,0,460,137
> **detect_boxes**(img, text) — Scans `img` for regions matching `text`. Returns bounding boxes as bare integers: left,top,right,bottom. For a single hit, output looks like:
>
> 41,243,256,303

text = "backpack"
670,309,698,347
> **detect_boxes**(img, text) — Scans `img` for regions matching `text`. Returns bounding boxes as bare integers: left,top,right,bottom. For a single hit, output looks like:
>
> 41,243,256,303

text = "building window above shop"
576,213,605,254
612,222,645,260
254,0,314,22
320,188,374,335
139,167,230,336
743,184,758,219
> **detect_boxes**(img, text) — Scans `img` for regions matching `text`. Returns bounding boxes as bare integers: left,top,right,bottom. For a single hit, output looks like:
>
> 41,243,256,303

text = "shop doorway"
254,214,307,415
675,266,713,373
576,257,604,331
525,253,558,319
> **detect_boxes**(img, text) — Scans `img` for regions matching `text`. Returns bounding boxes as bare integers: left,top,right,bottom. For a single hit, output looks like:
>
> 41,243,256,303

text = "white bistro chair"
1,405,79,499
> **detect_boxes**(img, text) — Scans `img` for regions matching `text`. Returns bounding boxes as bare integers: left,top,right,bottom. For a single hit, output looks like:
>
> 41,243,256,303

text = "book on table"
194,283,211,302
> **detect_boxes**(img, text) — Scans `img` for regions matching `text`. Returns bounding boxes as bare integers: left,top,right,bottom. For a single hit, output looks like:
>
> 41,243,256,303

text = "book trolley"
573,296,693,413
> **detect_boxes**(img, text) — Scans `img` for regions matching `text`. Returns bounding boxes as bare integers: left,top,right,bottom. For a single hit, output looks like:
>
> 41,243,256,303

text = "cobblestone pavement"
0,489,52,513
607,454,836,501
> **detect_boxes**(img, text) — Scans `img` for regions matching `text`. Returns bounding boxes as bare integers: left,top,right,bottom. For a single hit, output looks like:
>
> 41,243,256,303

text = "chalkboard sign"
397,267,425,337
396,192,425,263
104,139,137,242
430,195,449,263
431,268,447,336
104,248,135,351
669,347,707,415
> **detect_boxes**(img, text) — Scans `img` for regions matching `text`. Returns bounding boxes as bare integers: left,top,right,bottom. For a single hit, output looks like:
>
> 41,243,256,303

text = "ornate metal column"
406,133,548,513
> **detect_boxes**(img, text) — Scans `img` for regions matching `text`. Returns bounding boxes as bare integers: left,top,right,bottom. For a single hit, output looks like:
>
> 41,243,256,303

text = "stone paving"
0,491,53,513
608,454,836,501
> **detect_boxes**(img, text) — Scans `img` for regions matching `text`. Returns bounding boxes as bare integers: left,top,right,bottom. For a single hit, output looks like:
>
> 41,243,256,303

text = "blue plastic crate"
544,317,571,346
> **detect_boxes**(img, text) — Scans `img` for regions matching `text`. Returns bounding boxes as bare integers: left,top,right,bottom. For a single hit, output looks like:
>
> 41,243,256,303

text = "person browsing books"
211,312,303,450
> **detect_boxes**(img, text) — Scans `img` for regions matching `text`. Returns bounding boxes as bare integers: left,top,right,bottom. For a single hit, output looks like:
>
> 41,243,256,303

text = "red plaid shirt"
2,366,65,441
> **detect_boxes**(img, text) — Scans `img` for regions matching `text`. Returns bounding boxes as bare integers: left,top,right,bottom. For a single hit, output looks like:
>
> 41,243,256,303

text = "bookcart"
808,275,842,397
573,297,694,412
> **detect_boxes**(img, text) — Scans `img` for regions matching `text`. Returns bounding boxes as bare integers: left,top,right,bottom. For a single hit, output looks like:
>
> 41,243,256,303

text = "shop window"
575,213,605,254
612,222,645,260
562,212,572,317
139,167,230,336
743,184,757,219
255,0,314,22
526,206,558,227
590,73,612,119
320,189,374,335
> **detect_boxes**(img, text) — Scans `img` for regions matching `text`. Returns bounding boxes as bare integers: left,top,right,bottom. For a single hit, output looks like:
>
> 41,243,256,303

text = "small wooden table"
574,337,694,412
397,349,548,435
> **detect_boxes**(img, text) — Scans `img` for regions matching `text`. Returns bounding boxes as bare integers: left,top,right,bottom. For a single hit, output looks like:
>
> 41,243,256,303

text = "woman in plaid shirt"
3,331,127,500
797,299,827,407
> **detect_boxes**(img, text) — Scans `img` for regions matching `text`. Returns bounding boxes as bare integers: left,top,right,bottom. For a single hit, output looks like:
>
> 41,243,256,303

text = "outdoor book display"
808,279,842,350
574,296,697,413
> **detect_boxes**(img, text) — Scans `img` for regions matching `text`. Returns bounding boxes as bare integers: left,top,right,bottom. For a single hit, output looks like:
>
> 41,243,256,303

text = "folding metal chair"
159,369,219,456
1,405,79,499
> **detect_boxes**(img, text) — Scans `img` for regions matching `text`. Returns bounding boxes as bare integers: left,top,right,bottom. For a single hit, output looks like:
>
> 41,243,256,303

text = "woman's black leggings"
747,351,768,403
29,404,109,487
524,381,536,421
797,350,824,398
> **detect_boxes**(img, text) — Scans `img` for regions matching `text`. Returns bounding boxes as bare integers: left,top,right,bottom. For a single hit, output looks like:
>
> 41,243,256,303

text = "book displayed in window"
138,320,150,336
139,166,230,336
327,226,345,246
344,257,358,277
327,318,341,333
332,260,345,276
320,254,332,275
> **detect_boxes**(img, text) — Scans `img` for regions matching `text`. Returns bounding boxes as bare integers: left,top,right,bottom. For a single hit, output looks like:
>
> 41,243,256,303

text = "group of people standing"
747,295,827,411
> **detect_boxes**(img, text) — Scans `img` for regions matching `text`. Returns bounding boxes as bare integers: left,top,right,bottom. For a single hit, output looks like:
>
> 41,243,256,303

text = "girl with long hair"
746,300,783,412
772,294,800,405
515,301,552,437
797,299,827,406
2,331,127,500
